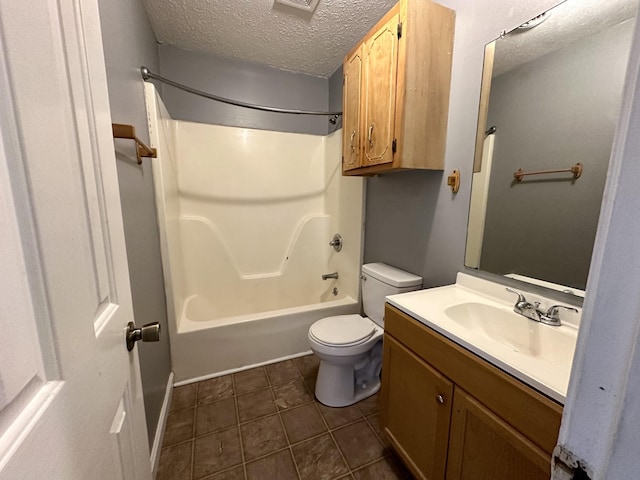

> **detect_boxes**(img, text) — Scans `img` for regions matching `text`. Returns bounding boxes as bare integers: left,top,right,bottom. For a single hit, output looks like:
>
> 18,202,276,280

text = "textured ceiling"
494,0,638,76
142,0,395,78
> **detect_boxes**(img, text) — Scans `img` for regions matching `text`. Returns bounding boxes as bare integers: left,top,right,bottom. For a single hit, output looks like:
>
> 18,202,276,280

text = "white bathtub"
144,84,365,383
172,295,359,382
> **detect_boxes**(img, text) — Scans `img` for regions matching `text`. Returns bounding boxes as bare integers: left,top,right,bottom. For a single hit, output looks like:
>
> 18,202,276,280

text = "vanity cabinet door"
362,12,399,168
446,388,551,480
342,45,363,171
381,334,453,480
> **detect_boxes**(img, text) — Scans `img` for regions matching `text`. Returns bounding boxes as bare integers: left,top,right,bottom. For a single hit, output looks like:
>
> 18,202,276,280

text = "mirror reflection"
465,0,637,292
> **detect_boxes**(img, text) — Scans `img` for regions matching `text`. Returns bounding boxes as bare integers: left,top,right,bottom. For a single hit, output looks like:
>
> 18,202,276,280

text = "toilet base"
314,358,381,408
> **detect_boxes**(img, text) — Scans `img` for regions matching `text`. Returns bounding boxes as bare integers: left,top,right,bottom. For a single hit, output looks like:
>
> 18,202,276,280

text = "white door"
0,1,152,479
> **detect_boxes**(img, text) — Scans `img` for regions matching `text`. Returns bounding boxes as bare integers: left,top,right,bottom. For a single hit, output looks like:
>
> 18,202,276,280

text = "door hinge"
397,22,403,39
392,139,397,153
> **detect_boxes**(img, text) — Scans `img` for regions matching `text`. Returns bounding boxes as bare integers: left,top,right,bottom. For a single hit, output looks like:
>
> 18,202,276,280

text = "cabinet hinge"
392,139,397,153
343,75,345,85
397,22,403,39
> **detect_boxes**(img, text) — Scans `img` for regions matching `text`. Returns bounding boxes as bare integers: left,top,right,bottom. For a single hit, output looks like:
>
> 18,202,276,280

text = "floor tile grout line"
313,400,352,476
328,427,352,475
348,453,396,478
291,356,306,378
267,359,307,387
275,398,316,414
330,414,388,475
245,445,289,464
198,401,317,438
230,375,248,480
362,414,386,450
275,408,303,480
190,382,199,480
236,385,276,424
242,374,302,478
236,414,361,452
233,366,269,397
199,463,244,480
191,405,197,440
288,443,304,480
318,408,365,435
193,392,235,410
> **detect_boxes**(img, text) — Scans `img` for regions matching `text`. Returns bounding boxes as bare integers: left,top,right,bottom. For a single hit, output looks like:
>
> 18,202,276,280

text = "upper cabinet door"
363,13,399,167
343,46,363,171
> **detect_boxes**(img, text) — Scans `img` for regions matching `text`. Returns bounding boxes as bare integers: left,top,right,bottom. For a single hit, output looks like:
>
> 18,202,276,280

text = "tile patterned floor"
157,354,413,480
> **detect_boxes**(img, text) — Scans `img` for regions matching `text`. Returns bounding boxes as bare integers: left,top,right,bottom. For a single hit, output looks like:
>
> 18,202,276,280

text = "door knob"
126,321,161,351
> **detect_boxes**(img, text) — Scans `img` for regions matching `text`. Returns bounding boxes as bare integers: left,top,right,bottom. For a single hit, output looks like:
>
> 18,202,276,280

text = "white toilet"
308,263,422,407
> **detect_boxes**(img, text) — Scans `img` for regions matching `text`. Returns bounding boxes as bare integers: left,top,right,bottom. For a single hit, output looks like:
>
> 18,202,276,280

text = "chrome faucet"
322,272,339,280
506,287,541,322
505,288,578,326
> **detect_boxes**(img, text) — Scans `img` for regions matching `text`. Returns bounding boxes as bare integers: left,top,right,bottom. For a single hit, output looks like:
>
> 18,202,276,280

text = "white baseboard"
150,371,174,479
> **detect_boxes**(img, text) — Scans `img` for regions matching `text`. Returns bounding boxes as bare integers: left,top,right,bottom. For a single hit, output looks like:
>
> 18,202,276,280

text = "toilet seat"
309,314,377,348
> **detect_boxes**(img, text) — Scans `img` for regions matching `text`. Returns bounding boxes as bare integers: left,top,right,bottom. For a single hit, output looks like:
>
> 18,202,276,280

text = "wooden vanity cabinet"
342,0,455,176
382,334,453,480
380,304,563,480
446,389,550,480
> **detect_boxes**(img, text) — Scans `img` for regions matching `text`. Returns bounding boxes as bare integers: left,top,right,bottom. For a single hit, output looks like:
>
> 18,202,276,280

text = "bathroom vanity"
380,274,578,480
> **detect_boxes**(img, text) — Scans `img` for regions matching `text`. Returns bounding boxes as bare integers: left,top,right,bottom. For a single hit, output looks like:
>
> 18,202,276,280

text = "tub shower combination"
144,84,364,382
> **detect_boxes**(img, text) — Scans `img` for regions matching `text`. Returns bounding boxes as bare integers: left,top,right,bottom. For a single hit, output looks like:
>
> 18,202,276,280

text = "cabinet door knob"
435,394,445,405
368,123,374,146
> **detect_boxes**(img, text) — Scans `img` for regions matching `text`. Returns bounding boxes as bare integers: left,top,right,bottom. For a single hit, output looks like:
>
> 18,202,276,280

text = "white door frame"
0,0,151,478
553,6,640,479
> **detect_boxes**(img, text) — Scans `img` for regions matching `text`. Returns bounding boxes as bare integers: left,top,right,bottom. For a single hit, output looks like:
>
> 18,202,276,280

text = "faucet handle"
505,287,527,304
539,305,578,326
545,305,579,319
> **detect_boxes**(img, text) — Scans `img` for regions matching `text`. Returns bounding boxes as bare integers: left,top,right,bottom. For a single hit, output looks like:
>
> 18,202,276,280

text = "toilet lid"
309,315,377,346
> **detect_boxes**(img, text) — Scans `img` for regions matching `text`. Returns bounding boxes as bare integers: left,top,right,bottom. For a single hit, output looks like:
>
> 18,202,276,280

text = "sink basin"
386,272,580,403
444,302,576,363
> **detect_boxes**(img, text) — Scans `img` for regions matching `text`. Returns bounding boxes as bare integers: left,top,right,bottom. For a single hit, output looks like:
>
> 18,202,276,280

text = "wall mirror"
465,0,637,294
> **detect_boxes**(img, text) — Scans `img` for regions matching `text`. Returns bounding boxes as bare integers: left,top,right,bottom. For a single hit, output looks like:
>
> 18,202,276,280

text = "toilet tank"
362,263,422,327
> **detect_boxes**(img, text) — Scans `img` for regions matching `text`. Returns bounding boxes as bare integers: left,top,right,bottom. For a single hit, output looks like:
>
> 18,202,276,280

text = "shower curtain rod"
141,66,343,118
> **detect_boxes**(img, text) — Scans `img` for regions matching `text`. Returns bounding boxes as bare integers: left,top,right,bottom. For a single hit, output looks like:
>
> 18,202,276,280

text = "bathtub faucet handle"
329,233,342,252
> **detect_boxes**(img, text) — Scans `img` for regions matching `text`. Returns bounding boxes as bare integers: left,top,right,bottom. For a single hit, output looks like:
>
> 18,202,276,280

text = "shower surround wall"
144,84,364,382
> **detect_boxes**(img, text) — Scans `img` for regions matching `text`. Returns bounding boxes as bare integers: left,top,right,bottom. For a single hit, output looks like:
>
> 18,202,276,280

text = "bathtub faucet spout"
322,272,339,280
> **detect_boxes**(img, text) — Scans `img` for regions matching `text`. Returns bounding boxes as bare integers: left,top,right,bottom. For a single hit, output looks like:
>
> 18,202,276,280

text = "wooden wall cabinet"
380,304,563,480
342,0,455,176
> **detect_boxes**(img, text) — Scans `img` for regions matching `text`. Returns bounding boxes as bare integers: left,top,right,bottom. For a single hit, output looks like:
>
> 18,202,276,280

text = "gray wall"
97,0,172,448
480,20,633,290
158,45,331,135
329,65,344,134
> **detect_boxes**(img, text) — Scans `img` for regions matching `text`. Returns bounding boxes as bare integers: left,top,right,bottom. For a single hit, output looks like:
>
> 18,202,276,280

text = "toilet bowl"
308,263,422,407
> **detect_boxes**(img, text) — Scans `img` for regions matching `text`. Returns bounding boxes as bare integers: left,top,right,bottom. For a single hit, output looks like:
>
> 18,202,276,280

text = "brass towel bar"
112,123,157,165
513,162,583,182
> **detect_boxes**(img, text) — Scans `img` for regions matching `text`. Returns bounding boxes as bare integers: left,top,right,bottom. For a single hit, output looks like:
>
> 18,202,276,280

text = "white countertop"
386,273,580,404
